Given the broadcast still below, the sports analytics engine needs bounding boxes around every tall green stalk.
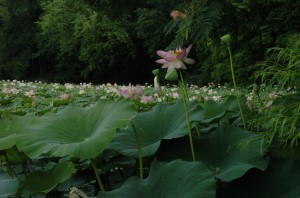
[3,151,15,178]
[132,121,143,179]
[179,71,196,161]
[91,160,105,192]
[227,45,247,130]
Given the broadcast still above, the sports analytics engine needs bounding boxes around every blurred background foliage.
[0,0,299,85]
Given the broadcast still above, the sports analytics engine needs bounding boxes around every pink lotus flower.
[155,44,195,69]
[140,95,153,104]
[119,86,144,100]
[170,10,186,19]
[60,93,71,100]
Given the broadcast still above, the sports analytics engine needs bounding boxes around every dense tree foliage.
[0,0,299,84]
[0,0,41,80]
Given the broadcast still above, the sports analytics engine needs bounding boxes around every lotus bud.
[220,34,231,44]
[170,10,186,20]
[152,69,160,76]
[154,76,161,95]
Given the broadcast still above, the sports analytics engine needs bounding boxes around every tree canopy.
[0,0,299,84]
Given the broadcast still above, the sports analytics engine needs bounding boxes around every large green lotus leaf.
[108,99,201,158]
[220,158,300,198]
[0,114,37,150]
[199,96,241,124]
[18,161,76,195]
[157,124,269,182]
[0,171,19,196]
[98,160,215,198]
[196,124,269,181]
[1,146,29,164]
[16,100,136,159]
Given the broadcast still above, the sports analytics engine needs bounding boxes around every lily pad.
[108,99,201,158]
[16,99,136,160]
[97,160,215,198]
[18,161,76,195]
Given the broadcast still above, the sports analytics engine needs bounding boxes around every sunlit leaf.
[16,99,136,160]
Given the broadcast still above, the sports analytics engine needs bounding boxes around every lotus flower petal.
[186,44,193,55]
[173,60,185,69]
[163,53,176,62]
[156,50,169,58]
[155,59,168,64]
[183,57,196,64]
[176,49,186,59]
[162,63,170,68]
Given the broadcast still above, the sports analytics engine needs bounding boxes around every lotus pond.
[1,80,300,197]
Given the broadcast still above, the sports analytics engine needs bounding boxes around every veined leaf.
[16,99,136,160]
[97,160,215,198]
[18,161,76,195]
[108,99,201,158]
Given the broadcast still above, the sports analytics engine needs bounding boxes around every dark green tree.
[0,0,41,80]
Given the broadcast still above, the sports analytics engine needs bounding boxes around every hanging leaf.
[108,99,201,158]
[18,161,76,195]
[97,160,215,198]
[16,99,136,160]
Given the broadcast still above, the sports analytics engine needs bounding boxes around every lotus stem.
[227,45,246,130]
[3,150,15,178]
[179,71,196,161]
[132,121,143,180]
[91,161,105,192]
